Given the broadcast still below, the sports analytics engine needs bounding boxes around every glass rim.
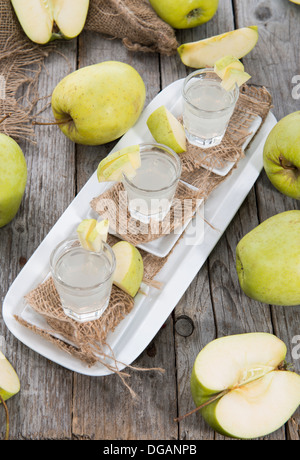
[122,142,182,193]
[49,236,116,291]
[182,67,239,114]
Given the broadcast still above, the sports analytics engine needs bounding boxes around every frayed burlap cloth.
[84,0,178,55]
[0,0,177,141]
[91,85,273,244]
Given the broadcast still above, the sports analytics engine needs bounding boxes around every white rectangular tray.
[2,78,277,376]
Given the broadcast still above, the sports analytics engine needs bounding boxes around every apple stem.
[0,113,11,125]
[0,394,9,440]
[174,390,229,423]
[32,118,73,126]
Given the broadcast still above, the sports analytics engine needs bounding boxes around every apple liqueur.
[50,238,115,322]
[182,68,239,148]
[122,144,182,224]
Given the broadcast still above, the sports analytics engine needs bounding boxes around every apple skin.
[51,61,146,146]
[0,351,20,402]
[149,0,219,29]
[0,133,27,228]
[263,111,300,200]
[236,210,300,306]
[112,241,144,297]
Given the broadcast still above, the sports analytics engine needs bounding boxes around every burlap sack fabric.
[0,0,178,141]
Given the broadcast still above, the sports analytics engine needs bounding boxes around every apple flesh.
[236,210,300,306]
[221,68,251,91]
[263,111,300,200]
[214,55,244,79]
[178,26,258,68]
[147,106,186,154]
[0,133,27,228]
[10,0,90,44]
[97,145,141,182]
[51,62,146,146]
[86,219,109,253]
[0,351,20,403]
[149,0,219,29]
[191,333,300,439]
[112,241,144,297]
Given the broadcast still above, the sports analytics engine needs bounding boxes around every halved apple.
[10,0,89,44]
[97,145,141,182]
[178,26,259,68]
[147,106,186,154]
[190,333,300,439]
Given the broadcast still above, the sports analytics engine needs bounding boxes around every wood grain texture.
[1,0,300,440]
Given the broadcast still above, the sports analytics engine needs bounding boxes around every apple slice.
[0,351,20,402]
[221,68,251,91]
[86,219,109,252]
[147,106,186,154]
[10,0,89,45]
[214,55,244,79]
[190,333,300,439]
[112,241,144,297]
[178,26,258,68]
[97,145,141,182]
[76,219,96,250]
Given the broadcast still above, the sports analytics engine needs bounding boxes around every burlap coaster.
[91,180,202,246]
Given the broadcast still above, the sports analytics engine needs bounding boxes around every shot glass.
[122,143,182,224]
[182,68,239,149]
[50,237,116,322]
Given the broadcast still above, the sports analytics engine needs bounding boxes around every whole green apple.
[149,0,219,29]
[263,111,300,200]
[190,333,300,439]
[236,210,300,306]
[0,133,27,228]
[51,61,146,146]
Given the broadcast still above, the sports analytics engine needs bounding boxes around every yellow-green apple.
[0,133,27,228]
[10,0,89,44]
[51,62,146,146]
[190,333,300,439]
[289,0,300,4]
[97,145,141,182]
[263,112,300,200]
[149,0,219,29]
[0,351,20,402]
[236,210,300,306]
[112,241,144,297]
[178,26,258,68]
[147,106,186,154]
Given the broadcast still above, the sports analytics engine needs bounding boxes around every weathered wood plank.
[234,0,300,440]
[0,40,78,439]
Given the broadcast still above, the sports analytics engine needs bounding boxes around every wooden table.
[1,0,300,441]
